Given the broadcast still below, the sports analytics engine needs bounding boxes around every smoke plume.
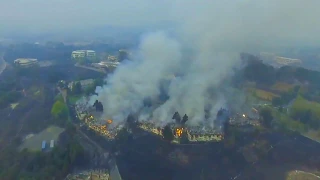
[89,0,317,127]
[91,29,240,127]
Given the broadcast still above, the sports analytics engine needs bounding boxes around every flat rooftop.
[14,58,38,64]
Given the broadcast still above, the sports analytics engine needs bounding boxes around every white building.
[92,61,120,69]
[86,50,96,58]
[71,50,86,59]
[71,50,96,59]
[14,58,38,67]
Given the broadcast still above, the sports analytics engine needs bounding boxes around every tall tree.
[181,114,189,124]
[162,125,174,142]
[51,101,69,122]
[72,82,82,95]
[172,112,181,124]
[259,107,273,128]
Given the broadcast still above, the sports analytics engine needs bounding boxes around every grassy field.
[266,106,307,133]
[19,126,65,152]
[291,95,320,118]
[304,130,320,143]
[271,82,294,92]
[286,170,320,180]
[247,88,279,101]
[251,163,320,180]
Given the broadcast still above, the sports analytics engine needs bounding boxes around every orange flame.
[107,119,113,124]
[176,128,184,137]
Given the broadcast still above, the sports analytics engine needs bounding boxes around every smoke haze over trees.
[84,0,320,127]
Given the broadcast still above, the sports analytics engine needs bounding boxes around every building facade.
[71,50,96,59]
[14,58,38,67]
[86,50,96,58]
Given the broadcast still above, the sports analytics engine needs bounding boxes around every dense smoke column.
[90,32,183,126]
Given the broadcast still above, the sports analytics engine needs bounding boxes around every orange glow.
[107,119,113,124]
[176,128,184,137]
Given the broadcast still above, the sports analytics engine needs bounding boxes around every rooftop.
[14,58,38,64]
[72,50,95,53]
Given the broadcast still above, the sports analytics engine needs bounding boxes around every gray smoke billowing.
[88,0,319,127]
[90,30,240,127]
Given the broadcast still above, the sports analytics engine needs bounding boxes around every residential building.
[14,58,38,67]
[92,61,120,69]
[86,50,96,58]
[71,50,86,59]
[71,50,96,59]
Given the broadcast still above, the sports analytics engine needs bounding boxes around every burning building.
[75,96,231,144]
[136,110,226,144]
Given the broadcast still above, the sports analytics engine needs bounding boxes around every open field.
[291,96,320,118]
[247,88,279,101]
[304,130,320,143]
[286,170,320,180]
[250,163,320,180]
[271,82,294,92]
[268,106,307,133]
[19,126,64,152]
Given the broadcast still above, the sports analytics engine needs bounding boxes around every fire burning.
[107,119,113,124]
[175,128,184,137]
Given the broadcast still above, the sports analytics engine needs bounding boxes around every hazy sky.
[1,0,320,45]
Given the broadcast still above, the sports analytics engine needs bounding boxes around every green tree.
[162,125,174,142]
[72,82,82,95]
[259,107,273,128]
[51,101,69,121]
[118,50,129,62]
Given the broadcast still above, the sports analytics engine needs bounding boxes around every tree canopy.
[51,100,69,125]
[162,125,174,142]
[259,107,273,128]
[71,82,82,95]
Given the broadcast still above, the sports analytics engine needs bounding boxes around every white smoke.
[89,0,317,127]
[90,29,241,127]
[92,32,184,126]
